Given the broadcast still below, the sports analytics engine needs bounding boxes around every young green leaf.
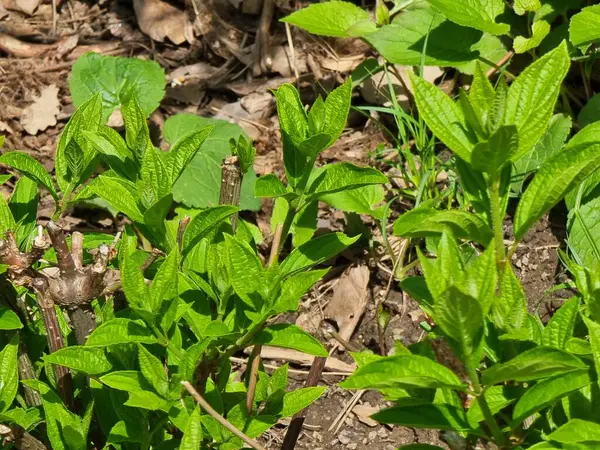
[292,201,318,247]
[255,174,289,198]
[541,297,580,349]
[281,1,370,37]
[273,269,328,313]
[0,307,22,330]
[181,205,239,255]
[409,72,474,161]
[393,208,493,244]
[569,5,600,48]
[583,317,600,377]
[278,386,326,417]
[306,162,387,198]
[470,125,519,173]
[320,185,384,220]
[70,53,165,121]
[223,234,263,298]
[323,78,352,147]
[0,334,18,412]
[435,286,484,359]
[181,405,203,449]
[0,152,58,201]
[121,250,151,310]
[137,344,168,397]
[340,354,465,391]
[512,369,591,421]
[274,83,308,187]
[252,324,328,356]
[467,386,518,427]
[83,127,137,180]
[428,0,509,35]
[150,248,179,313]
[547,419,600,443]
[87,175,144,222]
[502,42,570,161]
[86,319,158,346]
[515,122,600,239]
[481,346,586,385]
[44,347,112,374]
[373,404,473,431]
[280,232,360,276]
[469,62,495,126]
[0,407,43,430]
[167,126,214,185]
[493,265,528,330]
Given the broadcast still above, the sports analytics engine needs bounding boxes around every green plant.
[341,43,600,449]
[0,58,388,449]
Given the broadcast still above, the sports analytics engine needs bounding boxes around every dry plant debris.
[20,85,60,135]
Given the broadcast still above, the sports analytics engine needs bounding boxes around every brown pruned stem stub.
[46,221,76,275]
[0,424,48,450]
[219,155,242,231]
[281,355,328,450]
[32,277,73,409]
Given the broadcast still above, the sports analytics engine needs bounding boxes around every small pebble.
[377,427,388,438]
[368,431,378,442]
[338,430,352,445]
[347,444,358,450]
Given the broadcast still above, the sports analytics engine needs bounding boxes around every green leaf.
[166,114,260,211]
[578,93,600,128]
[547,419,600,443]
[393,208,493,244]
[0,152,58,200]
[281,1,370,37]
[320,185,384,219]
[514,0,541,15]
[409,71,474,161]
[435,286,484,359]
[223,234,263,297]
[87,175,144,222]
[0,334,18,412]
[0,407,43,430]
[273,84,308,188]
[567,197,600,267]
[398,446,445,450]
[167,126,214,185]
[467,386,518,427]
[541,297,580,349]
[280,232,360,276]
[86,319,158,346]
[274,269,328,313]
[137,344,168,397]
[278,386,326,417]
[69,53,165,121]
[515,122,600,239]
[364,6,482,68]
[150,248,179,313]
[298,134,331,158]
[373,404,473,431]
[99,371,168,411]
[583,317,600,377]
[181,405,202,449]
[44,347,112,374]
[512,114,572,193]
[0,307,22,330]
[569,5,600,48]
[306,162,387,198]
[253,324,328,357]
[428,0,509,35]
[255,174,288,198]
[142,193,172,249]
[323,78,352,147]
[502,42,570,162]
[471,125,519,173]
[122,250,150,310]
[83,127,137,180]
[292,201,318,247]
[512,369,591,421]
[514,19,551,54]
[181,205,239,255]
[122,94,152,159]
[340,354,465,391]
[481,346,586,385]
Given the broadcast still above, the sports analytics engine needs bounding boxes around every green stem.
[467,367,507,448]
[489,176,506,271]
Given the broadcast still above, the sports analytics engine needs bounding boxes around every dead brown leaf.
[21,85,60,135]
[3,0,39,15]
[352,403,380,427]
[133,0,193,45]
[323,265,370,351]
[247,346,356,373]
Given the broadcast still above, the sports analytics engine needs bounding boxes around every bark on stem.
[32,278,73,409]
[219,155,242,231]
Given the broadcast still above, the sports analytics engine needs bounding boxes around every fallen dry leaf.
[3,0,39,15]
[0,32,53,58]
[133,0,193,45]
[321,54,364,73]
[324,265,370,351]
[246,346,356,373]
[270,45,307,77]
[0,120,13,134]
[352,403,380,427]
[21,85,60,135]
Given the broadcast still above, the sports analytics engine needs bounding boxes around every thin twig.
[281,355,328,450]
[245,345,262,413]
[284,23,299,80]
[177,217,191,253]
[71,232,83,270]
[219,156,242,231]
[486,50,514,78]
[268,223,283,267]
[181,381,267,450]
[329,390,365,434]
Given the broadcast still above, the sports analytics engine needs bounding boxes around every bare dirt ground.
[0,1,571,449]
